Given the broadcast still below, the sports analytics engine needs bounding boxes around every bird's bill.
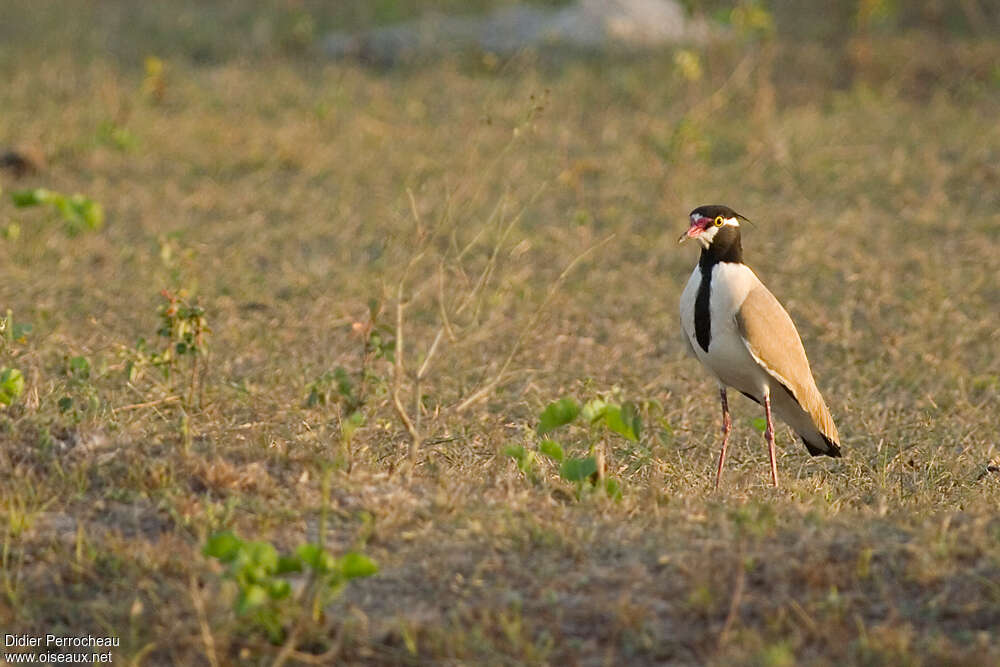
[678,214,715,244]
[677,223,704,244]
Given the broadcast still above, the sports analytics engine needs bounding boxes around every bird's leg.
[763,391,778,487]
[715,387,732,490]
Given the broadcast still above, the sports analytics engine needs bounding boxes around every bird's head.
[678,204,748,253]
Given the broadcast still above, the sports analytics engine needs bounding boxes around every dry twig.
[189,575,220,667]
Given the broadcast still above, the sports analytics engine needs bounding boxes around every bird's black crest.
[690,204,750,223]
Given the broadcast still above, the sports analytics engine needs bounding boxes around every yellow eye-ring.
[714,216,724,227]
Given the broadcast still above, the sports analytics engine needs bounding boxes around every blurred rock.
[324,0,715,64]
[0,146,45,178]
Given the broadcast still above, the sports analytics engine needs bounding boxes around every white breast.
[679,262,773,399]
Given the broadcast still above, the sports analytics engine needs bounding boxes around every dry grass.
[1,1,999,665]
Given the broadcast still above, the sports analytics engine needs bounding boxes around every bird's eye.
[714,216,724,227]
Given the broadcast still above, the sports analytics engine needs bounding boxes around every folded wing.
[735,283,841,455]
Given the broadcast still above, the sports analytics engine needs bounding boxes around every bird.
[678,204,841,488]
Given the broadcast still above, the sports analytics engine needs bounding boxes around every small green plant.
[534,436,623,501]
[1,221,19,241]
[309,301,394,414]
[66,355,90,380]
[503,444,538,480]
[306,367,357,409]
[306,300,397,466]
[96,120,137,151]
[57,355,101,421]
[203,531,377,644]
[359,299,395,364]
[578,398,642,443]
[1,310,31,348]
[10,188,104,236]
[306,367,367,464]
[127,289,210,408]
[507,396,641,500]
[0,311,27,409]
[537,397,580,435]
[156,290,209,362]
[0,368,24,407]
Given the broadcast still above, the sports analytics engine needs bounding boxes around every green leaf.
[203,531,242,562]
[537,397,580,434]
[538,439,564,462]
[559,456,598,482]
[297,543,336,573]
[333,366,354,398]
[243,541,279,573]
[0,368,25,406]
[658,418,674,444]
[622,402,641,441]
[601,404,624,434]
[96,120,137,151]
[2,222,19,241]
[341,552,378,579]
[266,578,292,600]
[256,609,286,644]
[10,189,103,234]
[604,478,623,501]
[368,329,395,362]
[604,401,641,442]
[68,355,90,378]
[68,194,104,230]
[503,444,526,462]
[236,584,269,614]
[596,404,639,442]
[296,543,322,569]
[306,387,322,407]
[58,396,73,412]
[751,417,767,433]
[342,410,365,441]
[10,188,53,207]
[275,555,303,575]
[581,398,609,424]
[503,444,535,474]
[243,564,272,584]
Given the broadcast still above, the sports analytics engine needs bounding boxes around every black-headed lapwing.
[678,205,841,488]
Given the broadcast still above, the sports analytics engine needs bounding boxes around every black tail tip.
[802,434,842,458]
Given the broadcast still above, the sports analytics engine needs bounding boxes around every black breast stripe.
[694,263,712,352]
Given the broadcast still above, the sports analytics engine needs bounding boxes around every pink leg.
[715,388,732,490]
[763,393,778,487]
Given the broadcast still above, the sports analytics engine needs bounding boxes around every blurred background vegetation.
[1,0,998,64]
